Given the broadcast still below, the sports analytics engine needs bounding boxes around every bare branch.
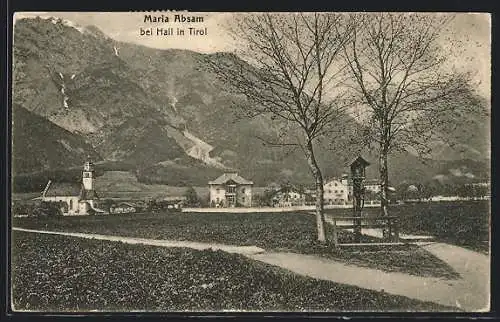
[204,13,356,242]
[340,12,480,218]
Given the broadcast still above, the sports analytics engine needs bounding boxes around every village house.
[364,179,382,193]
[321,174,393,204]
[110,202,137,214]
[465,181,491,188]
[162,196,186,209]
[41,158,104,215]
[271,186,307,207]
[209,172,253,207]
[323,175,350,205]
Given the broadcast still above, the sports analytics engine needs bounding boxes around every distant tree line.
[396,182,490,200]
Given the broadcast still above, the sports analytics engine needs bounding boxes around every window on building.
[335,190,338,193]
[227,186,236,193]
[242,197,245,203]
[334,183,337,186]
[328,190,332,194]
[242,188,246,193]
[216,188,220,194]
[69,199,73,210]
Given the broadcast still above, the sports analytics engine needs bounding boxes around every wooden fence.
[331,216,400,247]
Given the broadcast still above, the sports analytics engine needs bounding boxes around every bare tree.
[340,13,480,232]
[206,13,354,242]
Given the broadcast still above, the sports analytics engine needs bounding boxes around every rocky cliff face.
[13,17,222,171]
[12,16,490,189]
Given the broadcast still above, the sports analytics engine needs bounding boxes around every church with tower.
[41,157,102,215]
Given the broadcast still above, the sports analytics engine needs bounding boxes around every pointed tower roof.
[347,155,370,167]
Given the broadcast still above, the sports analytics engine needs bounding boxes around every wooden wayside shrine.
[335,155,403,247]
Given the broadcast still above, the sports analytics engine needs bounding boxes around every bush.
[253,191,274,207]
[200,194,210,208]
[11,201,38,217]
[146,199,181,212]
[35,201,66,217]
[184,186,201,207]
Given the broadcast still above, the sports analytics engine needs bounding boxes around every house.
[323,176,350,205]
[364,179,382,193]
[322,174,393,204]
[465,182,490,188]
[41,158,105,215]
[162,196,186,209]
[271,186,307,207]
[209,172,253,207]
[110,202,137,214]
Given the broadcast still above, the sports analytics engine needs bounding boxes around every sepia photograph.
[10,11,491,312]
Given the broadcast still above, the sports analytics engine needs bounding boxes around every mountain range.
[11,16,491,192]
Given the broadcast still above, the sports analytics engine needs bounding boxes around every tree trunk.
[305,139,326,243]
[379,143,390,239]
[379,152,389,216]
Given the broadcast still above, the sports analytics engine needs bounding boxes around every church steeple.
[82,156,94,191]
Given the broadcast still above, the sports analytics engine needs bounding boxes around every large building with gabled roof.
[208,172,253,207]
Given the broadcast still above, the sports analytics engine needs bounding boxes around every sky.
[13,11,491,98]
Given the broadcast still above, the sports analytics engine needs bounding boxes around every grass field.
[325,200,490,253]
[11,231,457,312]
[13,211,460,279]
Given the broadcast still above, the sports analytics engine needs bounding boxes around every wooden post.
[387,217,393,242]
[332,217,338,247]
[394,218,400,242]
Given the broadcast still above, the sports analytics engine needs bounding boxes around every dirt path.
[420,242,490,311]
[13,227,489,311]
[248,248,489,312]
[12,227,265,255]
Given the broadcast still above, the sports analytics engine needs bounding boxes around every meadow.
[325,200,490,253]
[11,231,457,312]
[13,207,467,279]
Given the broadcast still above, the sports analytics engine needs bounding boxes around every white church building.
[41,158,104,216]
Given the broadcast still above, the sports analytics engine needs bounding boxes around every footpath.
[13,227,489,311]
[12,227,264,256]
[249,245,489,311]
